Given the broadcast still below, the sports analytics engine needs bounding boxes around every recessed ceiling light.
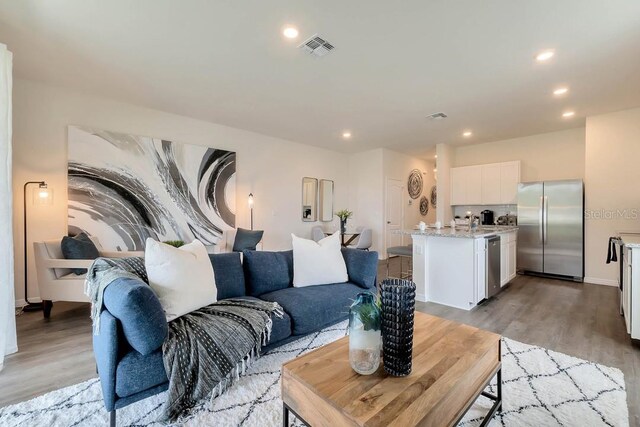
[433,168,437,173]
[535,50,555,62]
[562,111,575,118]
[553,87,569,96]
[434,154,438,159]
[283,27,299,39]
[342,131,352,139]
[463,131,472,137]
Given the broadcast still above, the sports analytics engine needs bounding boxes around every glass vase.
[348,292,381,375]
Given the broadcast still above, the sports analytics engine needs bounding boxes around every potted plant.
[335,209,353,234]
[162,240,185,248]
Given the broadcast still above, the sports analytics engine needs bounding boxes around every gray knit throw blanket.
[84,256,148,335]
[161,299,283,422]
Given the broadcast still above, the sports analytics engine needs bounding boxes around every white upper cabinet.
[450,167,466,206]
[481,164,502,205]
[450,161,521,205]
[451,165,483,205]
[500,162,520,204]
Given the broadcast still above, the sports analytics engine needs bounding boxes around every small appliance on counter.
[480,210,494,225]
[497,214,517,226]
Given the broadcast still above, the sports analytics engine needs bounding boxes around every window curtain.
[0,43,16,372]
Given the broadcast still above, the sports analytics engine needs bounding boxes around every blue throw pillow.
[341,248,378,289]
[232,228,264,252]
[61,232,100,275]
[103,277,168,355]
[243,250,293,296]
[208,252,246,299]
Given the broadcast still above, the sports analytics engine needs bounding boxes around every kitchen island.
[399,226,518,310]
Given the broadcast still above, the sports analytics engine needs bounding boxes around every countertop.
[619,233,640,248]
[397,226,519,239]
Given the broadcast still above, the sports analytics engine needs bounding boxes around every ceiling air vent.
[298,34,335,58]
[426,112,448,120]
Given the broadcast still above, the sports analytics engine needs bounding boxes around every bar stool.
[386,244,413,280]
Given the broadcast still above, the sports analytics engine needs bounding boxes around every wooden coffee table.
[281,312,502,427]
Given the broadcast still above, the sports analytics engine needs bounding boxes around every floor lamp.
[23,181,50,312]
[248,193,254,230]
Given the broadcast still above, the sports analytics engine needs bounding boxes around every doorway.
[385,178,404,254]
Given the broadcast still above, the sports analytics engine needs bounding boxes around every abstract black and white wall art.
[67,126,236,251]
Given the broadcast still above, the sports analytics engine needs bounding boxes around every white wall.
[346,148,434,258]
[347,149,384,255]
[12,79,349,304]
[382,148,436,242]
[454,127,586,182]
[436,143,454,224]
[585,107,640,285]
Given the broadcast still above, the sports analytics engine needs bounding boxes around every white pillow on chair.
[145,239,217,321]
[291,232,348,287]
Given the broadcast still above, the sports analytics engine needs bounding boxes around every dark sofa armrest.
[93,310,119,412]
[341,248,379,289]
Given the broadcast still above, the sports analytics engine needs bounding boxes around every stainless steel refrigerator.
[517,179,584,281]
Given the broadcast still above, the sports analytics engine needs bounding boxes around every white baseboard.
[14,297,42,308]
[584,277,619,287]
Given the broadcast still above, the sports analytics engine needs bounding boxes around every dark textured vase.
[340,219,347,234]
[380,278,416,376]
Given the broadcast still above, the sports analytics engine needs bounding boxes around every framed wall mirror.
[319,179,334,222]
[302,177,318,222]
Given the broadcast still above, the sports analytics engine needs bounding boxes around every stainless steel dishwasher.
[486,235,501,298]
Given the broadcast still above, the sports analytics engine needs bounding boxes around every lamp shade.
[33,183,52,206]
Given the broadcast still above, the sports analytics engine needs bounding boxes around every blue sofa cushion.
[103,277,168,355]
[243,250,293,297]
[259,283,363,335]
[341,248,379,289]
[239,296,292,343]
[209,252,246,299]
[115,348,167,398]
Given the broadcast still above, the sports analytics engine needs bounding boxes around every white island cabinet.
[500,230,518,287]
[619,235,640,339]
[408,227,518,310]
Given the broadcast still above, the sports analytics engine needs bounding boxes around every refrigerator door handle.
[539,196,544,243]
[543,196,549,244]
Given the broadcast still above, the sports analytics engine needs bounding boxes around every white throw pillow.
[291,232,348,287]
[144,239,217,321]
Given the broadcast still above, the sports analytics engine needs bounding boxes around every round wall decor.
[407,169,423,199]
[430,185,437,208]
[419,196,429,216]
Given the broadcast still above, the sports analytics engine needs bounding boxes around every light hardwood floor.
[1,259,639,425]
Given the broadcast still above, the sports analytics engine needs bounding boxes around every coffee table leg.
[497,365,502,412]
[479,367,502,427]
[283,403,289,427]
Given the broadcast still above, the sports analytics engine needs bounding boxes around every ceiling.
[1,1,640,158]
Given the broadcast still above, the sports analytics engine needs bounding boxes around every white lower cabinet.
[500,231,518,287]
[623,245,640,340]
[475,238,487,303]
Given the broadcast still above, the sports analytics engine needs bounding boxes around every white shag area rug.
[0,321,629,427]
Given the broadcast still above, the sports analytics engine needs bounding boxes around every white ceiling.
[1,1,640,158]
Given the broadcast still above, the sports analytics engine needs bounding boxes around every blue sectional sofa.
[93,247,378,426]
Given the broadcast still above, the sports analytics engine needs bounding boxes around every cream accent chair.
[33,237,143,318]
